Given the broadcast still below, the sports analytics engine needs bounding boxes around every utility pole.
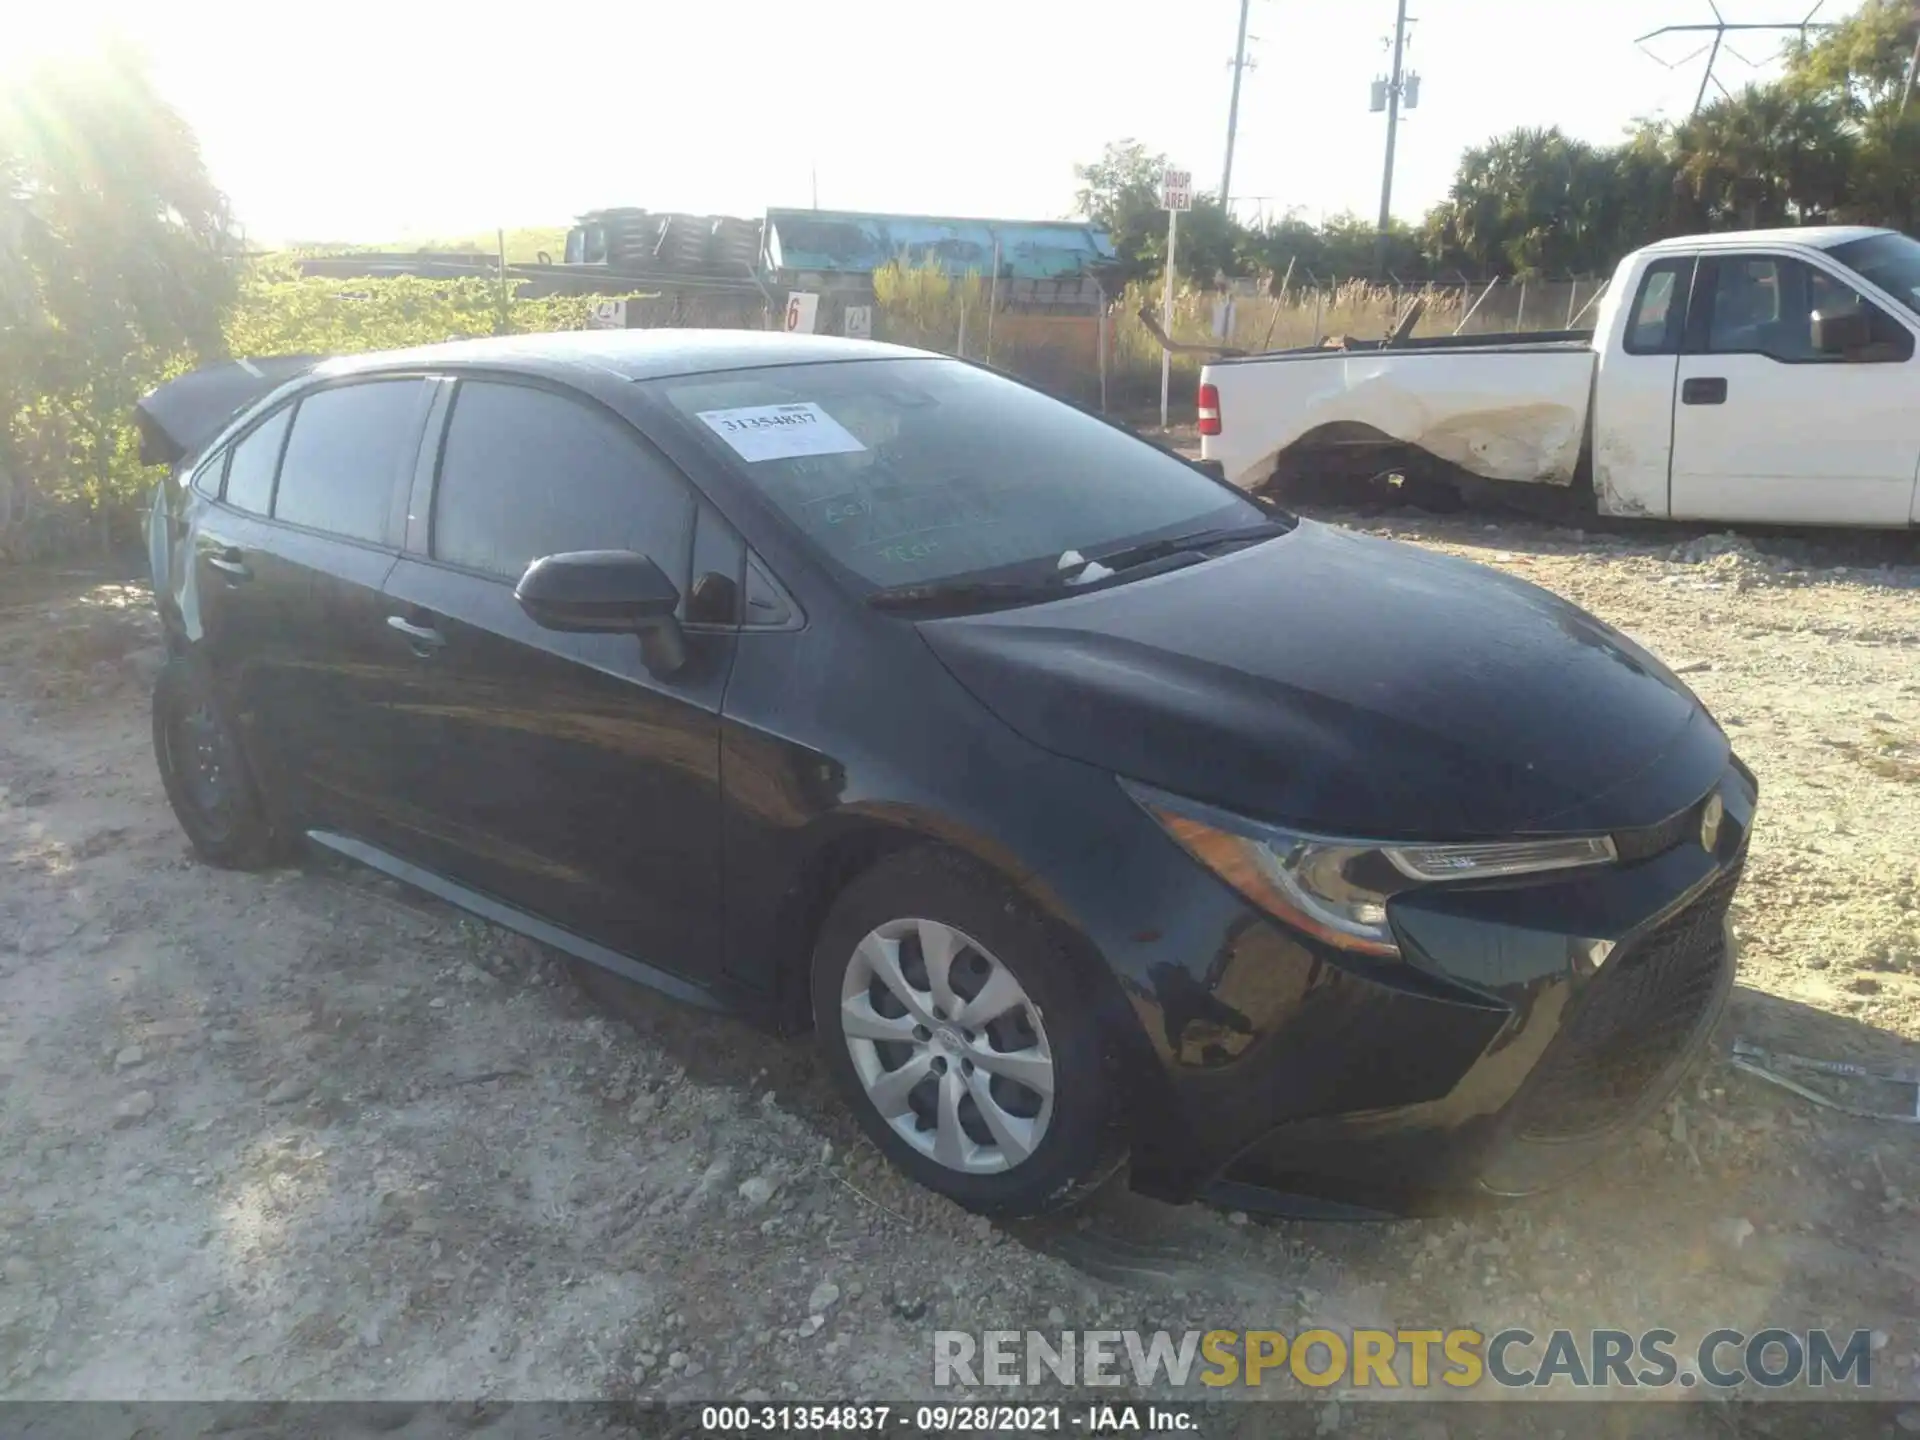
[1220,0,1254,213]
[1374,0,1410,277]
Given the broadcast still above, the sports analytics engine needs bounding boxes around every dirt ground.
[2,503,1918,1432]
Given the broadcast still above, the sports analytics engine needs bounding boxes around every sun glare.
[0,4,132,84]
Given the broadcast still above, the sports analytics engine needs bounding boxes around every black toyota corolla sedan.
[137,331,1754,1218]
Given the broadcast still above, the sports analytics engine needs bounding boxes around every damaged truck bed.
[1199,225,1920,529]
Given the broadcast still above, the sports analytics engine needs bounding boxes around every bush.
[3,265,635,561]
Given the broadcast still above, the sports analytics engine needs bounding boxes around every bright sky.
[18,0,1811,244]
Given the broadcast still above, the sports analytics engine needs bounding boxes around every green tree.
[1783,0,1920,229]
[1672,84,1855,228]
[1425,126,1632,277]
[0,40,241,554]
[1784,0,1917,114]
[1072,139,1246,287]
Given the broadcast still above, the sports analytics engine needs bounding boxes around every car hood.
[917,521,1728,838]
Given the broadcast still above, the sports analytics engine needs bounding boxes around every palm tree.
[1672,84,1855,229]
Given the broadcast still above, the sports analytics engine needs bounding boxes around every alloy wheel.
[839,917,1055,1174]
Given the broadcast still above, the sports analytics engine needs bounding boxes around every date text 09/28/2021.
[699,1406,1188,1434]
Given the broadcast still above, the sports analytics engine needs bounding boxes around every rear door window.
[273,380,428,544]
[430,380,695,586]
[223,407,293,515]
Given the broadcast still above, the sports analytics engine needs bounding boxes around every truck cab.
[1201,226,1920,529]
[1592,227,1920,525]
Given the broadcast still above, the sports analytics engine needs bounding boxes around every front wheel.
[811,849,1126,1216]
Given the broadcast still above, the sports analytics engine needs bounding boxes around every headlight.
[1122,780,1617,957]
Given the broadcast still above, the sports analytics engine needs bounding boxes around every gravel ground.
[1,506,1917,1433]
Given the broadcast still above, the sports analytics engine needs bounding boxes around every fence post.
[1514,281,1527,333]
[1565,280,1580,328]
[1096,284,1108,413]
[1312,289,1324,345]
[986,238,1001,362]
[957,299,967,360]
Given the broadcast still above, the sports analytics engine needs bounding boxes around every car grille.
[1509,861,1742,1143]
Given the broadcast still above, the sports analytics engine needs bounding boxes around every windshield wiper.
[1088,520,1291,575]
[866,578,1073,615]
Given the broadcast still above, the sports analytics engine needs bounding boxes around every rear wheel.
[152,654,282,869]
[811,848,1125,1216]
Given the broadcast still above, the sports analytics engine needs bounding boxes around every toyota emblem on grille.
[1700,792,1725,853]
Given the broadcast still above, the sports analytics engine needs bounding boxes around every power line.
[1634,1,1832,114]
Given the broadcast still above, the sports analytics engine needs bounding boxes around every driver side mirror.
[515,549,686,675]
[1812,305,1871,356]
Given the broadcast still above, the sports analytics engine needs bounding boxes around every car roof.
[1639,226,1894,256]
[312,328,933,383]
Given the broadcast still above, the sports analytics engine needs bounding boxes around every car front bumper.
[1120,761,1757,1215]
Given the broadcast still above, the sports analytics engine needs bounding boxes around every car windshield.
[1828,231,1920,320]
[646,357,1262,591]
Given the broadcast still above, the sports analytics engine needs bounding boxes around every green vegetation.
[0,40,240,558]
[282,227,571,264]
[1081,0,1920,284]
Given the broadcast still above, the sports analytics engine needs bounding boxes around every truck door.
[1591,256,1693,516]
[1668,252,1920,526]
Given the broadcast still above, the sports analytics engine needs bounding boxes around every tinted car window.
[1703,256,1910,363]
[273,380,426,543]
[432,380,695,584]
[1828,231,1920,321]
[649,358,1261,589]
[189,448,226,500]
[223,407,293,514]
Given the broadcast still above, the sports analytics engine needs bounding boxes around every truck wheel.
[811,848,1127,1217]
[152,654,283,870]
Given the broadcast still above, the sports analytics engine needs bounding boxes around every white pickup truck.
[1199,226,1920,527]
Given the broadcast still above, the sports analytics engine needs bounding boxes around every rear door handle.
[1681,376,1728,405]
[387,614,447,654]
[206,546,250,580]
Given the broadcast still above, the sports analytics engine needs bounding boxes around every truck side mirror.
[1812,306,1871,356]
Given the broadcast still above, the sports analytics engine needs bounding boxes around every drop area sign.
[1160,169,1193,212]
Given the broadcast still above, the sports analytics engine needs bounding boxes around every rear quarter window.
[1624,259,1691,355]
[222,407,294,514]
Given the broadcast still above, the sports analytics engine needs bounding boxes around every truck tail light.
[1197,382,1222,437]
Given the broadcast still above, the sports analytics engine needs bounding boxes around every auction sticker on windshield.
[698,403,867,463]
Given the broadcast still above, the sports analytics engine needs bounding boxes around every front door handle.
[386,614,446,654]
[206,546,250,580]
[1681,376,1728,405]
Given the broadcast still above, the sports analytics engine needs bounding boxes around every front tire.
[811,848,1125,1216]
[152,654,282,870]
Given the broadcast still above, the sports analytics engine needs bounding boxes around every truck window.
[1624,259,1691,355]
[1827,231,1920,321]
[1700,255,1911,364]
